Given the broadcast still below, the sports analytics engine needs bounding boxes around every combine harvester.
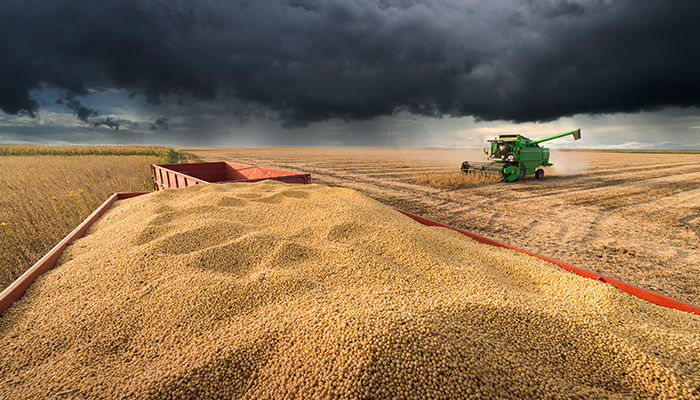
[461,128,581,182]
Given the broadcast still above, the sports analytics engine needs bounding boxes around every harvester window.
[493,142,512,158]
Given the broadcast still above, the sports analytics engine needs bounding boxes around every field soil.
[182,147,700,306]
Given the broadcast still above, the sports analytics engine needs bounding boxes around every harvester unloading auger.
[461,129,581,182]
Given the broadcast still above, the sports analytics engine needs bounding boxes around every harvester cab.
[461,129,581,182]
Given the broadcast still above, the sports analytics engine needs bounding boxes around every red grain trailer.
[151,162,311,190]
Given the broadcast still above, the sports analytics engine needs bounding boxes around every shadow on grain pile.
[1,180,698,399]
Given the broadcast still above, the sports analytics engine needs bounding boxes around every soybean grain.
[1,181,698,399]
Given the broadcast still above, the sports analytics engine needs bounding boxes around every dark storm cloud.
[1,0,699,127]
[56,93,98,122]
[150,117,169,131]
[90,117,138,131]
[53,92,140,129]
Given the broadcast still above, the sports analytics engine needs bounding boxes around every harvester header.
[461,129,582,182]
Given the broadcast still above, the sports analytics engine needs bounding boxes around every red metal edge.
[393,208,700,316]
[151,162,311,190]
[151,164,209,189]
[0,192,148,315]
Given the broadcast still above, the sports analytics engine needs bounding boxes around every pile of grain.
[1,181,698,399]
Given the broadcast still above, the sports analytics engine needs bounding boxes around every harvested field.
[182,147,700,305]
[0,155,160,290]
[1,181,698,399]
[411,171,501,189]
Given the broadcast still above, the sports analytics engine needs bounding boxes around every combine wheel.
[502,165,521,182]
[518,164,526,181]
[535,169,544,179]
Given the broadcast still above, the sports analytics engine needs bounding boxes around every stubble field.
[183,147,700,306]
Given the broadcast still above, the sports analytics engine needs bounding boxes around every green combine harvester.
[461,129,581,182]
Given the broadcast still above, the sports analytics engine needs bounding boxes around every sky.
[1,0,699,148]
